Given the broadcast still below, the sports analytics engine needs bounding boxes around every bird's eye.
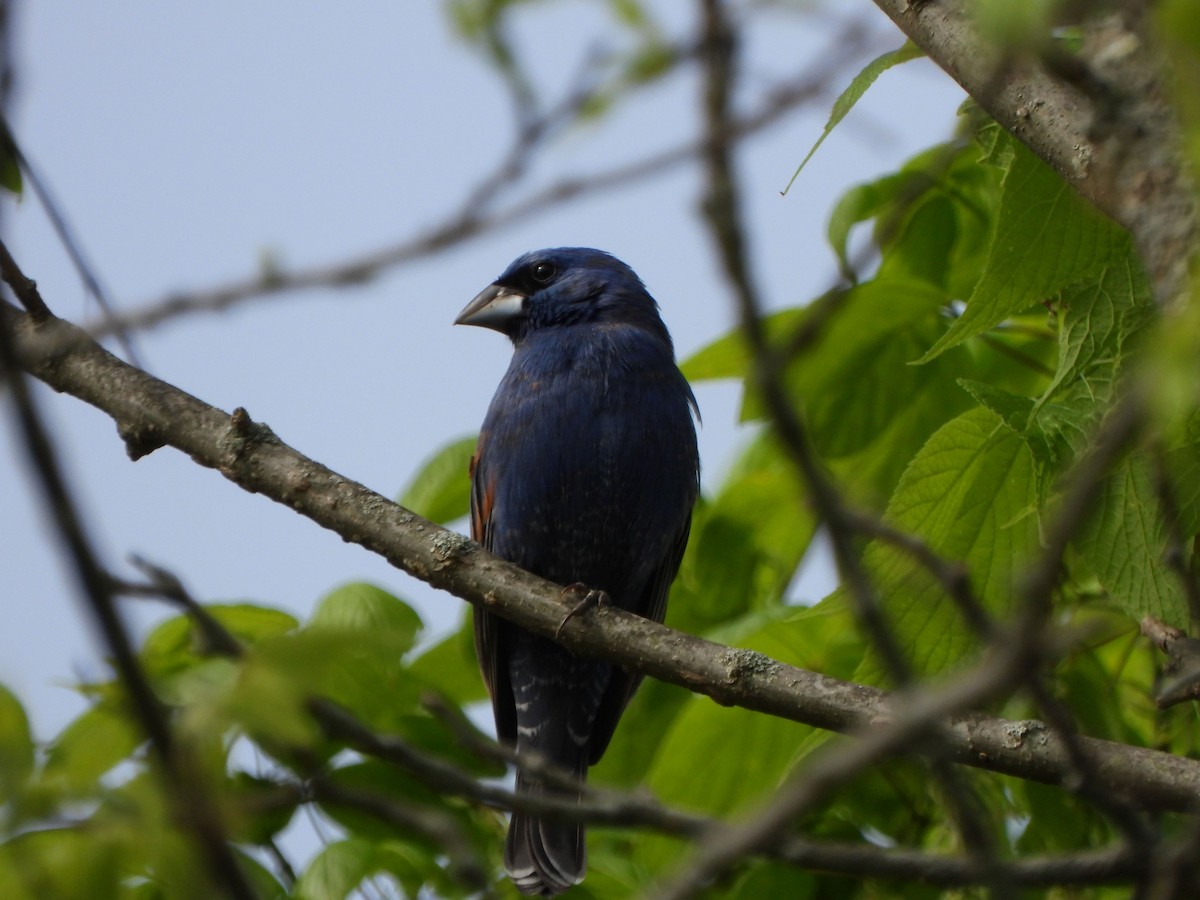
[531,262,556,284]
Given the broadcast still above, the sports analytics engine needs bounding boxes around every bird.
[455,248,699,895]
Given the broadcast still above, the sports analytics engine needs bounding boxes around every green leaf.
[623,40,674,84]
[665,432,815,635]
[296,836,463,900]
[226,773,299,845]
[320,758,496,853]
[0,684,33,801]
[374,840,470,899]
[678,306,805,383]
[393,713,506,778]
[591,676,692,789]
[826,352,978,511]
[783,42,924,194]
[397,435,476,524]
[227,645,323,749]
[958,379,1036,437]
[630,600,860,870]
[599,431,822,786]
[609,0,650,28]
[787,282,951,457]
[856,407,1040,680]
[295,838,376,900]
[231,626,425,748]
[206,603,299,641]
[830,133,1002,295]
[673,502,781,629]
[408,613,487,706]
[919,136,1132,363]
[42,704,143,796]
[701,431,812,594]
[1016,780,1107,854]
[875,194,959,289]
[1027,261,1153,467]
[974,115,1015,168]
[0,827,122,900]
[319,762,447,845]
[156,656,239,711]
[233,584,424,738]
[310,582,423,653]
[1164,423,1200,537]
[141,603,297,679]
[635,702,810,869]
[231,848,289,900]
[1075,454,1190,627]
[826,171,915,278]
[728,861,817,900]
[739,280,953,460]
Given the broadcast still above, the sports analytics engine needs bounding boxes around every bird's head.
[455,248,671,347]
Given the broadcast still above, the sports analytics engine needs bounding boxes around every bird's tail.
[505,768,585,896]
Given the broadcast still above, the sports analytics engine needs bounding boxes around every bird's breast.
[480,327,696,594]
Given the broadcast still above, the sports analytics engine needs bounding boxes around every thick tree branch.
[870,0,1194,306]
[6,293,1200,817]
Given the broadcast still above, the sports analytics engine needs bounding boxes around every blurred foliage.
[6,1,1200,898]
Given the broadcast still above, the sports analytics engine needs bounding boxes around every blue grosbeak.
[456,248,699,895]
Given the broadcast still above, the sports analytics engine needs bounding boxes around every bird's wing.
[469,434,517,744]
[586,510,693,765]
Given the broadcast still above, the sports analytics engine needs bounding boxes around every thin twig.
[75,25,874,343]
[0,236,50,320]
[263,838,297,890]
[1,122,142,363]
[119,554,244,658]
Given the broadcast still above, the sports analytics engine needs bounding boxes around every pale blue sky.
[0,3,963,748]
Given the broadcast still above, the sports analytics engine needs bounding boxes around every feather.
[458,248,699,895]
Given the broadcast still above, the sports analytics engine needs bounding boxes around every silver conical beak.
[454,284,527,330]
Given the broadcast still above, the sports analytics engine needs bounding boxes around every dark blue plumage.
[456,249,699,896]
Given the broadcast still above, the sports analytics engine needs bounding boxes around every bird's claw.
[554,583,610,639]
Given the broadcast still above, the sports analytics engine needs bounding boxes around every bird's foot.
[554,583,610,639]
